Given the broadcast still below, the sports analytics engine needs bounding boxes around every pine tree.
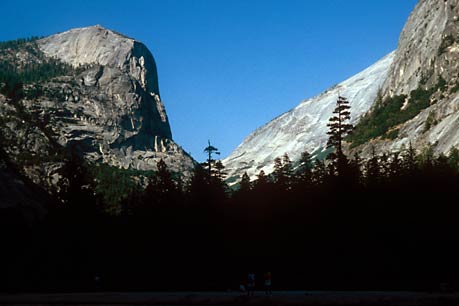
[156,159,176,193]
[349,152,363,186]
[326,96,353,154]
[402,142,417,176]
[312,159,327,185]
[143,159,178,208]
[326,96,353,176]
[203,140,220,183]
[187,164,209,206]
[254,170,269,189]
[282,153,293,190]
[214,160,227,182]
[365,146,381,187]
[239,172,252,193]
[273,153,293,191]
[201,141,228,200]
[295,151,313,187]
[418,144,435,172]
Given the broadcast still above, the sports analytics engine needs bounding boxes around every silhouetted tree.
[326,96,353,177]
[401,142,417,176]
[214,160,227,182]
[312,159,327,185]
[188,164,208,198]
[349,152,363,186]
[144,159,178,208]
[282,153,293,189]
[273,153,293,191]
[239,172,252,193]
[295,151,313,188]
[253,169,269,191]
[418,144,435,172]
[365,146,381,187]
[203,140,220,182]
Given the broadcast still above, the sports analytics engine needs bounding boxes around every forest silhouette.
[2,96,459,292]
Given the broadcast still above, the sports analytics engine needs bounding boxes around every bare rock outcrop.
[0,25,195,200]
[352,0,459,157]
[36,25,194,174]
[382,0,459,97]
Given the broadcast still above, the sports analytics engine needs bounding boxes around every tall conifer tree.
[326,96,353,176]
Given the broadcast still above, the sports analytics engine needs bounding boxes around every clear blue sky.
[0,0,418,162]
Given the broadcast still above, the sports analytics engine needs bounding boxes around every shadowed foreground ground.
[1,291,459,305]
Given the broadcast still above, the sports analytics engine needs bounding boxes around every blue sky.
[0,0,418,161]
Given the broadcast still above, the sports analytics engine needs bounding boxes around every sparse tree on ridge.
[201,140,228,199]
[203,140,221,183]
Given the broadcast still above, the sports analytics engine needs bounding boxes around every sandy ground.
[0,291,459,305]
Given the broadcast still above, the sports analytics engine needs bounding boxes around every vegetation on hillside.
[348,78,447,147]
[0,37,76,99]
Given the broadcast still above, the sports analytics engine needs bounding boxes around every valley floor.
[1,291,458,305]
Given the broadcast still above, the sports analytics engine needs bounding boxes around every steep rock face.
[352,0,459,157]
[382,0,459,97]
[0,25,195,197]
[37,26,194,174]
[37,25,173,153]
[223,52,395,182]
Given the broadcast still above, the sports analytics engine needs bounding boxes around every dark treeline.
[2,94,459,293]
[2,140,459,293]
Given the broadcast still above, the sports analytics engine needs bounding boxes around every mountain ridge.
[224,0,459,183]
[223,52,395,182]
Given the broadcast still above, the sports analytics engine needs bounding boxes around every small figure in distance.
[239,279,246,294]
[264,272,272,296]
[247,272,256,297]
[94,274,101,291]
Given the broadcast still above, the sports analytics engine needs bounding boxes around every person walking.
[264,272,272,296]
[247,272,256,296]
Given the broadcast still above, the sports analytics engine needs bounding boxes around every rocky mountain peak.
[36,25,175,151]
[0,26,195,200]
[38,25,161,97]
